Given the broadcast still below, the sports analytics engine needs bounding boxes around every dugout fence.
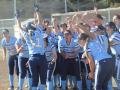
[51,7,120,24]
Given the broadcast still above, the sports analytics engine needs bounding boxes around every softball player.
[16,11,47,90]
[51,22,68,88]
[112,14,120,32]
[1,29,19,90]
[58,30,81,90]
[43,34,57,90]
[15,34,32,90]
[78,33,115,90]
[106,22,120,89]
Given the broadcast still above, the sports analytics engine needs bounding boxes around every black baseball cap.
[60,23,67,28]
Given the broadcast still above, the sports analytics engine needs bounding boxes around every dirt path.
[0,59,28,90]
[0,59,9,90]
[0,54,118,90]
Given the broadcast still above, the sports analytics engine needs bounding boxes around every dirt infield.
[0,53,9,89]
[0,59,29,90]
[0,59,17,90]
[0,54,118,90]
[0,55,31,90]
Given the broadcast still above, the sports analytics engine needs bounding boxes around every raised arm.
[15,10,25,31]
[33,5,44,26]
[77,23,96,39]
[52,16,59,34]
[94,6,98,15]
[16,18,23,30]
[72,12,81,25]
[35,12,44,26]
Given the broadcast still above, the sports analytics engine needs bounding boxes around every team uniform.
[85,40,115,90]
[20,25,47,90]
[15,37,32,90]
[95,35,109,51]
[116,24,120,32]
[1,36,19,89]
[44,43,57,90]
[47,32,55,45]
[109,32,120,89]
[85,27,109,90]
[91,25,115,90]
[51,31,65,88]
[95,34,114,90]
[58,37,81,90]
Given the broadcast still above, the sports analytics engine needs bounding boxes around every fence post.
[107,8,111,22]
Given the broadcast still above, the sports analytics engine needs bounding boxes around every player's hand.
[34,4,39,12]
[89,72,94,80]
[51,59,56,63]
[26,61,29,67]
[15,10,20,19]
[64,54,69,59]
[19,45,23,52]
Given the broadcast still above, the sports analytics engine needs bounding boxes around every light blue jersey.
[50,31,64,52]
[52,34,59,48]
[109,32,120,55]
[58,31,78,40]
[15,38,29,58]
[45,44,56,62]
[47,32,55,45]
[72,32,79,40]
[58,38,80,58]
[95,35,109,52]
[21,25,45,55]
[1,36,17,56]
[86,40,111,63]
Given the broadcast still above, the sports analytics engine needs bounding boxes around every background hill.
[0,0,120,19]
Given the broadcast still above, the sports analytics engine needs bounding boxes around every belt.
[95,58,112,64]
[65,57,78,61]
[30,53,44,57]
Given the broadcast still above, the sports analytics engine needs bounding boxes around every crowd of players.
[1,6,120,90]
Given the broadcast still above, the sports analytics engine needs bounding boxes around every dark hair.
[44,19,50,25]
[78,33,89,40]
[60,23,67,28]
[64,30,72,36]
[114,14,120,19]
[79,22,91,29]
[96,14,103,20]
[44,37,49,46]
[26,22,36,31]
[106,22,118,31]
[97,25,106,31]
[2,29,9,34]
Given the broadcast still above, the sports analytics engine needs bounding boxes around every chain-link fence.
[51,7,120,24]
[0,19,15,40]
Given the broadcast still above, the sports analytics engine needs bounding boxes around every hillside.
[0,0,120,19]
[0,0,65,19]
